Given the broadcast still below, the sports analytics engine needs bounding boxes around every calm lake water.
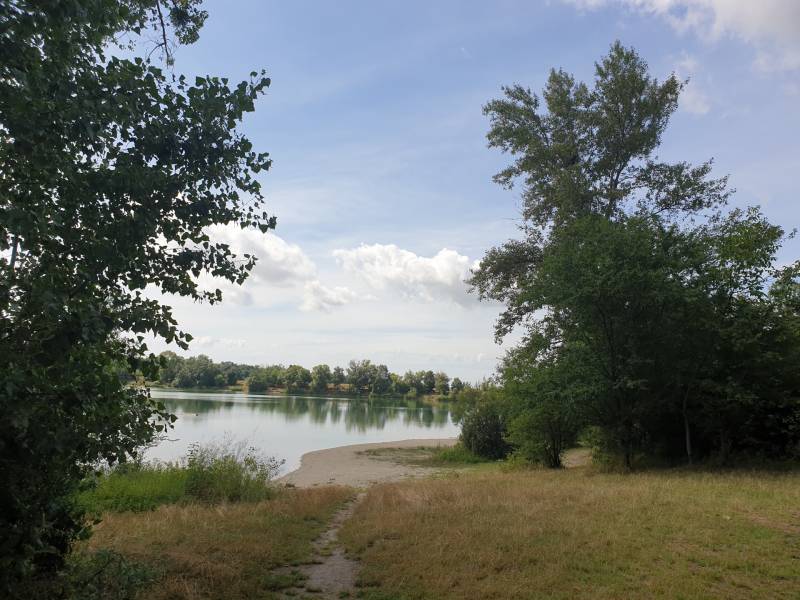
[146,388,460,474]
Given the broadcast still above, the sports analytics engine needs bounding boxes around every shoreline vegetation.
[149,352,474,401]
[58,439,800,599]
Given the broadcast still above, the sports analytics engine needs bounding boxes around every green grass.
[340,465,800,599]
[424,444,487,465]
[78,464,189,513]
[78,440,282,513]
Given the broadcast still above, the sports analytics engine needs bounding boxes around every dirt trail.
[272,493,365,599]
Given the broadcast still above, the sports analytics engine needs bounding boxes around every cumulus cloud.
[333,244,478,305]
[191,224,358,312]
[205,224,316,286]
[300,280,358,312]
[565,0,800,71]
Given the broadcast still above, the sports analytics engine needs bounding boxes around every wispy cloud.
[565,0,800,72]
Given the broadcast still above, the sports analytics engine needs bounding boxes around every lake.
[146,388,460,474]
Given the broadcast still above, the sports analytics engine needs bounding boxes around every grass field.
[78,486,353,599]
[339,466,800,599]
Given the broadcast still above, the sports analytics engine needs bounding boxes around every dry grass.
[80,486,352,599]
[340,467,800,599]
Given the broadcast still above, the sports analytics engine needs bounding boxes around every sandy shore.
[278,438,458,488]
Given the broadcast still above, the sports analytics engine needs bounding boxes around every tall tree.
[0,0,272,587]
[471,42,799,467]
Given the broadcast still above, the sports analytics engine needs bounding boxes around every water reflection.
[160,393,452,432]
[147,388,459,473]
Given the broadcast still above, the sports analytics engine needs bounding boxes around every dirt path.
[270,493,365,599]
[278,438,458,488]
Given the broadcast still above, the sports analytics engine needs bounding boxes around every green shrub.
[459,403,510,460]
[184,440,284,503]
[430,444,486,464]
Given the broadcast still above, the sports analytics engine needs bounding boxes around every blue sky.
[151,0,800,381]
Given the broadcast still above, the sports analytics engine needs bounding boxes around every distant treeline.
[155,352,468,398]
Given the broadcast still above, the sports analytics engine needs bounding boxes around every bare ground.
[277,438,458,488]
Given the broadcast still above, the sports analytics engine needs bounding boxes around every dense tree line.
[465,43,800,469]
[157,352,465,398]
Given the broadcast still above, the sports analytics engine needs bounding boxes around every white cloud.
[565,0,800,71]
[674,53,711,114]
[333,244,477,305]
[300,280,358,312]
[192,336,247,349]
[206,224,316,286]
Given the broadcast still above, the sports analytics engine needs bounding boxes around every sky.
[148,0,800,381]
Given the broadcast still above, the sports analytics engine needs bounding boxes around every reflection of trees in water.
[161,394,452,432]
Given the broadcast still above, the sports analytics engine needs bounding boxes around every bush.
[459,403,510,460]
[185,440,284,503]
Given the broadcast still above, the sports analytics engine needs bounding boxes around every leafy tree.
[422,370,436,394]
[471,42,799,467]
[503,348,589,468]
[311,364,332,394]
[0,0,272,587]
[346,359,375,395]
[332,366,346,388]
[450,377,465,394]
[433,372,450,396]
[371,364,391,395]
[460,399,509,460]
[246,368,270,394]
[390,373,410,395]
[158,351,184,385]
[283,365,312,393]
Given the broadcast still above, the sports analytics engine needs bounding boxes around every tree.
[346,359,375,395]
[422,370,436,394]
[502,348,590,468]
[470,42,799,468]
[284,365,312,393]
[451,377,465,394]
[246,369,271,394]
[434,372,450,396]
[371,364,391,395]
[332,366,346,389]
[0,1,272,587]
[311,364,332,394]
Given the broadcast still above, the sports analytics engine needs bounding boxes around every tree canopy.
[471,42,800,468]
[0,0,272,589]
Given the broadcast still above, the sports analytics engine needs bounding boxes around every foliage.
[310,363,331,394]
[470,42,800,468]
[184,440,283,504]
[78,463,188,514]
[459,401,510,460]
[0,1,273,588]
[428,444,487,465]
[502,349,588,468]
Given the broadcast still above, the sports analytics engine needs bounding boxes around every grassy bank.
[79,486,352,599]
[340,466,800,599]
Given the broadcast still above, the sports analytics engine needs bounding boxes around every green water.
[147,388,459,474]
